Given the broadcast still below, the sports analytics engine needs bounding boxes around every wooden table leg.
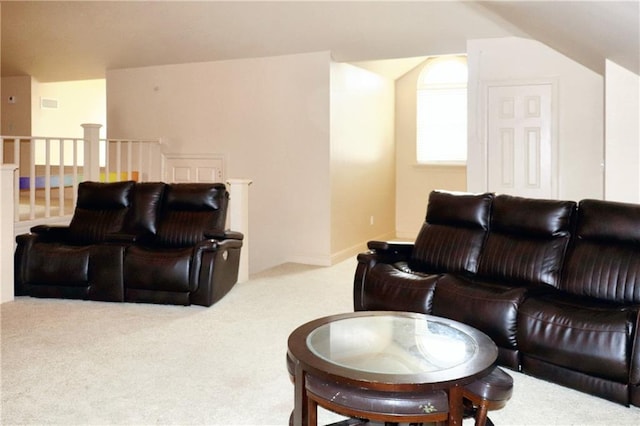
[293,362,308,426]
[307,393,318,426]
[448,384,464,426]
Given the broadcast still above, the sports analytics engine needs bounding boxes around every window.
[416,56,468,164]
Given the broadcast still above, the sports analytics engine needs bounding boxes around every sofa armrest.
[354,241,416,311]
[631,307,640,385]
[29,224,70,241]
[196,238,244,252]
[367,240,414,256]
[190,237,244,306]
[204,229,244,241]
[14,233,40,296]
[356,241,415,282]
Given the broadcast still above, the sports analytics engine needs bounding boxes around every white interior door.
[163,154,225,183]
[487,83,555,199]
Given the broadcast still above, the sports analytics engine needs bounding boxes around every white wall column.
[227,178,252,283]
[1,164,18,303]
[604,60,640,203]
[82,123,102,182]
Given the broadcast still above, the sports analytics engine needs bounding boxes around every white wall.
[31,79,106,138]
[107,51,332,274]
[1,76,32,136]
[330,62,396,260]
[604,60,640,203]
[467,37,604,201]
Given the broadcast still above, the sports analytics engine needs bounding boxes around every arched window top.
[416,55,468,164]
[418,56,468,88]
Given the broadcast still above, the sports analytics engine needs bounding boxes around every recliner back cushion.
[155,183,228,248]
[477,195,576,287]
[410,191,493,275]
[122,182,166,237]
[67,181,135,245]
[561,199,640,303]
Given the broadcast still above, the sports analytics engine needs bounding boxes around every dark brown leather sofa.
[14,180,243,307]
[354,190,640,407]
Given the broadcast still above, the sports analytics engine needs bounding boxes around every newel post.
[82,123,102,182]
[226,178,252,283]
[1,164,18,303]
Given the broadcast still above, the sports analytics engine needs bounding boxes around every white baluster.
[82,123,102,182]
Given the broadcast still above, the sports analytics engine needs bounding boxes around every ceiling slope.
[475,1,639,75]
[1,1,637,82]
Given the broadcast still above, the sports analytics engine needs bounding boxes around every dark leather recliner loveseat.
[354,190,640,407]
[15,180,243,307]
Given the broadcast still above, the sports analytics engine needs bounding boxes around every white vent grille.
[40,98,59,109]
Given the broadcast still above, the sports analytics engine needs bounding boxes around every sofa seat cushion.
[357,262,439,313]
[124,246,195,293]
[518,293,633,383]
[26,243,90,286]
[432,274,529,350]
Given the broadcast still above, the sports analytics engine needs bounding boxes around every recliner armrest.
[195,237,244,252]
[367,240,414,255]
[359,240,414,265]
[204,229,244,241]
[356,241,415,273]
[354,241,416,312]
[28,225,70,242]
[630,307,640,385]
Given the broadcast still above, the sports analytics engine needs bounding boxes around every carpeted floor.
[2,259,639,425]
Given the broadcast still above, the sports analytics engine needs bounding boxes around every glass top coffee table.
[287,311,498,426]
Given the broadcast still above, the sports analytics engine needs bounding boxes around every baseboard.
[395,230,418,241]
[331,231,398,264]
[287,232,397,267]
[286,254,333,267]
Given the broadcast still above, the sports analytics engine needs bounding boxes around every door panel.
[487,84,554,199]
[163,154,225,183]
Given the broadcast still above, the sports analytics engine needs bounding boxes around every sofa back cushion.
[560,199,640,303]
[155,183,229,248]
[409,191,493,275]
[477,194,576,287]
[122,182,166,239]
[67,181,135,245]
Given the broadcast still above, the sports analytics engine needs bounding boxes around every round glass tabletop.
[306,315,477,375]
[288,311,497,386]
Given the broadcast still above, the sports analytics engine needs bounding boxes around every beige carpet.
[2,259,640,425]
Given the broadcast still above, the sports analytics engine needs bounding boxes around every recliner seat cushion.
[124,246,194,293]
[432,274,527,351]
[518,294,633,383]
[26,243,89,286]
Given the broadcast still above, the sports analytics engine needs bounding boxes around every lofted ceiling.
[1,1,638,83]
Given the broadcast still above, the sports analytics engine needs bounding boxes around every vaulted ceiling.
[1,1,638,83]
